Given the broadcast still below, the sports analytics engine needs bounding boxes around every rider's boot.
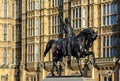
[67,50,71,56]
[64,51,67,56]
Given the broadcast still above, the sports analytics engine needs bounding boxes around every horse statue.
[43,28,98,76]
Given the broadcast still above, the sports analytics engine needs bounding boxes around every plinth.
[43,76,94,81]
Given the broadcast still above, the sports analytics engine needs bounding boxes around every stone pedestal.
[43,76,94,81]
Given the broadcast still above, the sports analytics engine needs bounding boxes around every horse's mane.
[76,28,93,38]
[76,29,87,38]
[76,32,84,38]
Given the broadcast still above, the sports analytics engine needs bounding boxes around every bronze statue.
[44,28,97,76]
[59,15,74,56]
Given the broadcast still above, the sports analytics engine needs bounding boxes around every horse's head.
[85,28,98,49]
[77,28,98,50]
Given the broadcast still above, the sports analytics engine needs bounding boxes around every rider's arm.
[59,15,65,26]
[58,15,67,32]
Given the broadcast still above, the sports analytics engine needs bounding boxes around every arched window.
[36,18,39,36]
[103,3,118,25]
[35,0,39,9]
[3,48,7,64]
[114,3,117,14]
[12,3,14,18]
[83,7,86,18]
[104,77,107,81]
[103,35,118,58]
[35,44,39,62]
[4,0,7,17]
[108,77,112,81]
[82,7,86,27]
[82,19,86,27]
[113,35,118,57]
[12,49,14,64]
[76,8,78,18]
[4,25,7,41]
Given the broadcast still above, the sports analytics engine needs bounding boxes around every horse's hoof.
[52,74,55,76]
[80,73,83,77]
[81,74,83,77]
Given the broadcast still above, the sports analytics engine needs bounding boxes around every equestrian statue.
[43,16,98,76]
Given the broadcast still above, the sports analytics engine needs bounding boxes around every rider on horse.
[59,15,75,56]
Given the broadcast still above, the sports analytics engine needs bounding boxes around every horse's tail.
[44,39,55,57]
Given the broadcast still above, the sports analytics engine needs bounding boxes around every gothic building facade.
[0,0,120,81]
[0,0,22,81]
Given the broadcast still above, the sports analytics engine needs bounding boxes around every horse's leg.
[51,58,59,76]
[58,62,62,76]
[77,58,83,76]
[51,54,57,76]
[85,51,96,66]
[51,58,55,76]
[51,44,58,76]
[52,56,60,76]
[57,56,63,76]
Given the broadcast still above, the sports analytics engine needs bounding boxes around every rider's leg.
[62,40,66,56]
[63,45,66,56]
[67,41,71,56]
